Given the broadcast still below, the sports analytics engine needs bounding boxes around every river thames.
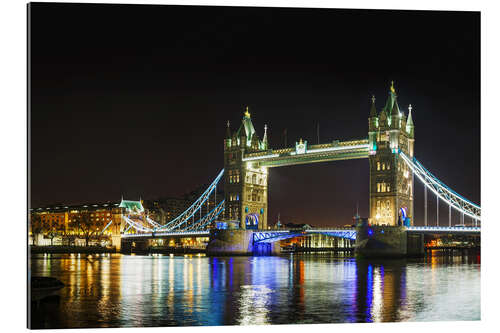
[29,252,480,328]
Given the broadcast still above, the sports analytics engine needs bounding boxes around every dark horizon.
[29,3,480,227]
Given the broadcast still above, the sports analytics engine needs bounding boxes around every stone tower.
[224,107,269,230]
[368,82,415,226]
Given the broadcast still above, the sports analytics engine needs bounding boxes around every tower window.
[377,162,380,171]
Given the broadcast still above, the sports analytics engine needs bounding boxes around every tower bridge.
[116,82,481,258]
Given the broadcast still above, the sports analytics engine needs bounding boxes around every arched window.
[382,163,385,170]
[377,162,380,170]
[252,174,257,184]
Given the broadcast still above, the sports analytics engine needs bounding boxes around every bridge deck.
[121,226,480,241]
[242,140,370,167]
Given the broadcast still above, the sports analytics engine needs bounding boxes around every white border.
[1,1,498,333]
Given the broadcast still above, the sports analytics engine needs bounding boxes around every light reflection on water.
[29,252,480,328]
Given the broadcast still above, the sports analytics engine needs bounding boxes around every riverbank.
[30,245,116,254]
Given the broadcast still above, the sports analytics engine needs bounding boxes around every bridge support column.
[206,229,280,256]
[207,229,255,255]
[111,235,122,252]
[355,225,408,258]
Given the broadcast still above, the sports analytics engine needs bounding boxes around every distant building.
[29,201,123,245]
[146,185,224,224]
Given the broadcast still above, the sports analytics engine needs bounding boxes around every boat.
[30,276,65,302]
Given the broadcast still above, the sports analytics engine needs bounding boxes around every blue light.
[381,230,384,234]
[367,228,374,237]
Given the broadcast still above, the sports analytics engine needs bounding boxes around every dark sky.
[29,3,480,227]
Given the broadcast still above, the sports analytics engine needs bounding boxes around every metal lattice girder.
[312,230,357,240]
[252,144,370,168]
[123,216,153,233]
[122,230,210,239]
[253,231,306,243]
[146,216,162,228]
[399,152,481,221]
[185,200,225,231]
[406,226,481,234]
[156,169,224,231]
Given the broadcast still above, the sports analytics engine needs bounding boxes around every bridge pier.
[355,225,425,258]
[120,238,149,254]
[112,235,122,252]
[206,229,281,256]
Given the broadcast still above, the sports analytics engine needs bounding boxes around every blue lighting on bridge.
[216,222,228,230]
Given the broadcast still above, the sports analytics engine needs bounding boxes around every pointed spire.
[262,124,268,147]
[244,106,251,118]
[390,80,396,94]
[226,120,231,139]
[407,104,414,126]
[370,95,377,117]
[391,96,400,116]
[383,81,397,114]
[406,104,415,137]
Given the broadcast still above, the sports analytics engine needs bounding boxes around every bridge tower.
[368,82,415,226]
[224,107,269,230]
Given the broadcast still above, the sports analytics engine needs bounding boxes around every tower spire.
[226,120,231,139]
[390,80,396,94]
[406,104,415,137]
[370,94,377,117]
[262,124,268,149]
[244,106,251,118]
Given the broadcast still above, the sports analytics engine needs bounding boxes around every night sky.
[29,3,480,227]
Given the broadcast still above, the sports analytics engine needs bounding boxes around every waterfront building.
[29,201,123,246]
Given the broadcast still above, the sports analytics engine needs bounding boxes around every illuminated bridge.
[116,83,480,257]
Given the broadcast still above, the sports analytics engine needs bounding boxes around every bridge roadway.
[242,139,370,168]
[120,226,481,242]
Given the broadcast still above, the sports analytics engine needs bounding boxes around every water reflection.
[30,253,480,329]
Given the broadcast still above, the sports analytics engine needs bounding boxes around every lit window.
[382,163,385,170]
[377,183,380,192]
[377,162,380,171]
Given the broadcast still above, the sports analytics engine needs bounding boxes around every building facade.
[29,202,123,245]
